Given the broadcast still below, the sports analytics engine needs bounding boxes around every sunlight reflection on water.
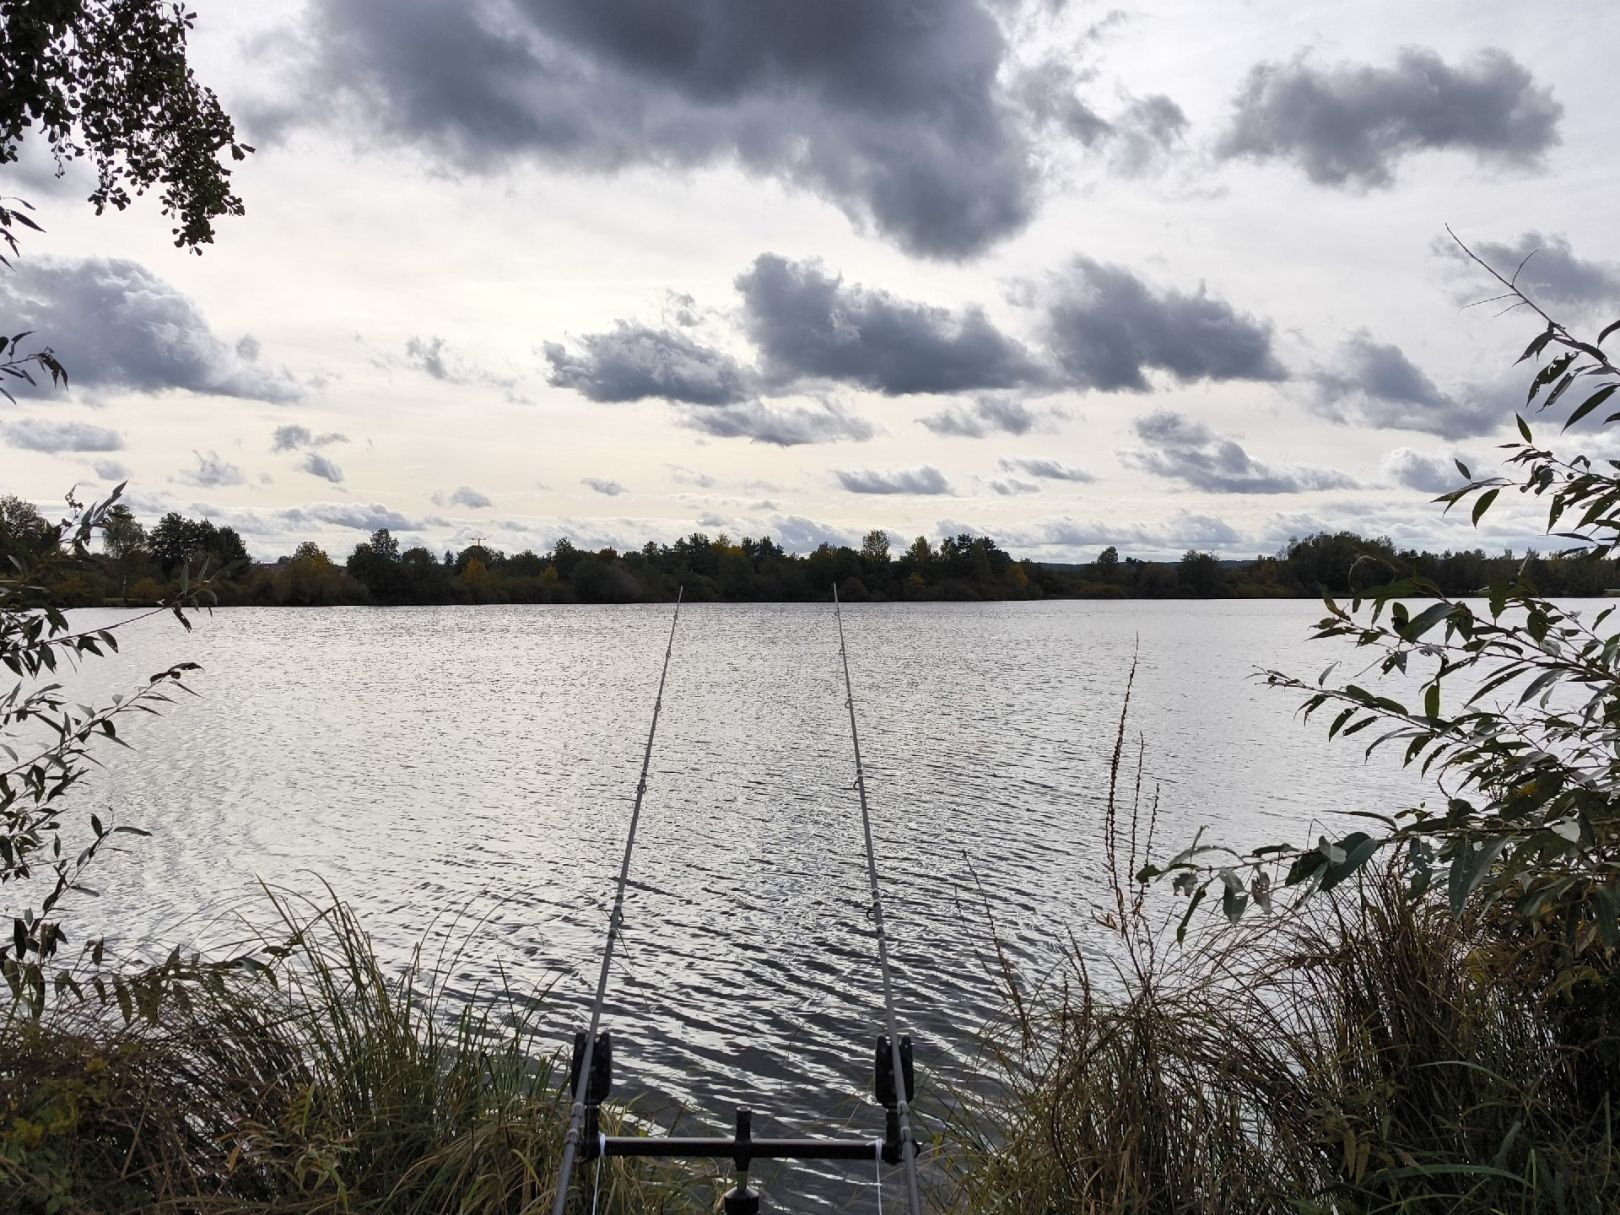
[52,599,1445,1207]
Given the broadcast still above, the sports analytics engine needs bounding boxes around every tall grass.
[0,894,692,1214]
[936,675,1620,1215]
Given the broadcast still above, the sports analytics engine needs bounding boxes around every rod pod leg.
[721,1108,761,1214]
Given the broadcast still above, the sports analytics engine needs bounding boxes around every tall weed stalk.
[937,667,1620,1215]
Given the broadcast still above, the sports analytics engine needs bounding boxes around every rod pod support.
[721,1108,761,1215]
[874,1034,916,1165]
[567,1031,613,1161]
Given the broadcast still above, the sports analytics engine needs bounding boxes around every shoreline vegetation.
[4,505,1619,607]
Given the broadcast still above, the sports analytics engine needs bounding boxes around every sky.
[3,0,1618,563]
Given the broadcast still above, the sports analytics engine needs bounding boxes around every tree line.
[4,496,1616,606]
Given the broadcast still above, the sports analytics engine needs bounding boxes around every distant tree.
[346,529,404,601]
[0,493,53,558]
[861,529,891,566]
[1178,550,1225,597]
[552,536,582,579]
[1096,545,1120,580]
[100,503,147,597]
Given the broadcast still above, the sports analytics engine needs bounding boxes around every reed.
[0,892,693,1214]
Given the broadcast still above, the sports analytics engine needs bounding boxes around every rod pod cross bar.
[564,1031,918,1213]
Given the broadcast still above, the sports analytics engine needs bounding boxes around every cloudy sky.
[4,0,1617,561]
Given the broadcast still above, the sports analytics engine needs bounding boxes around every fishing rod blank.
[550,589,684,1215]
[833,585,924,1215]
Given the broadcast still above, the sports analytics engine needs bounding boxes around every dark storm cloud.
[0,258,299,402]
[272,424,349,452]
[582,477,626,497]
[2,418,124,452]
[544,324,754,405]
[675,400,874,446]
[736,254,1044,394]
[174,450,247,489]
[998,457,1093,482]
[294,0,1037,258]
[1437,232,1620,310]
[1044,258,1285,391]
[1309,333,1500,439]
[1382,448,1472,494]
[1218,48,1562,189]
[920,398,1055,437]
[835,466,953,495]
[300,451,345,483]
[1122,409,1355,493]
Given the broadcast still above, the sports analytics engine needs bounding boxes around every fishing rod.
[550,588,684,1215]
[550,588,924,1215]
[833,584,924,1215]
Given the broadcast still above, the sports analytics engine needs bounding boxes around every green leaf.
[1448,837,1509,914]
[1516,324,1556,365]
[1564,382,1619,431]
[1175,886,1207,943]
[1471,488,1500,526]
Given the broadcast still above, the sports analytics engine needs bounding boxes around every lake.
[40,599,1440,1205]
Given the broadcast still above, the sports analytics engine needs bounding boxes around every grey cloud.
[737,254,1043,394]
[1015,60,1186,175]
[174,450,247,489]
[1218,48,1561,189]
[92,458,132,480]
[0,257,299,402]
[300,451,345,483]
[1381,448,1474,494]
[676,400,874,446]
[669,466,716,488]
[404,335,458,382]
[769,515,858,553]
[991,478,1040,495]
[1438,231,1620,310]
[582,477,625,497]
[404,335,522,397]
[998,457,1094,482]
[448,486,493,509]
[294,0,1037,258]
[696,512,729,529]
[1122,409,1355,493]
[545,324,753,405]
[280,502,422,532]
[939,509,1244,554]
[3,418,125,452]
[836,466,953,495]
[1045,258,1285,391]
[920,398,1058,437]
[1309,333,1500,439]
[272,424,349,452]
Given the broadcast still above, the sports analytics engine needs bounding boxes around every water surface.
[44,600,1440,1205]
